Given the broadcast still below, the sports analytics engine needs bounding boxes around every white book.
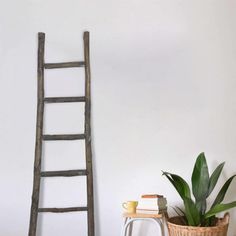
[137,204,159,211]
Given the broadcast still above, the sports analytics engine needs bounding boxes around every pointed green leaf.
[175,206,186,217]
[191,153,209,202]
[162,171,191,199]
[211,175,236,208]
[207,162,225,197]
[205,201,236,218]
[183,197,201,226]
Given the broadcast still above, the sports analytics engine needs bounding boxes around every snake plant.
[162,152,236,226]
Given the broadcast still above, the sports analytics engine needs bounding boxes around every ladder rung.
[38,207,88,213]
[41,169,87,177]
[43,134,85,141]
[44,96,86,103]
[44,61,85,69]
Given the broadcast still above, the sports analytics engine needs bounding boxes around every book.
[137,194,167,211]
[141,194,163,198]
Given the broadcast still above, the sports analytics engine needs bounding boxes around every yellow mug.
[122,201,138,213]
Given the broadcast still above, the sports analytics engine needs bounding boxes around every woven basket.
[167,213,229,236]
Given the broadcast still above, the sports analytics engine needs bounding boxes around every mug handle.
[122,202,127,210]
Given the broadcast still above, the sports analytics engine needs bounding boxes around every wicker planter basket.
[167,213,229,236]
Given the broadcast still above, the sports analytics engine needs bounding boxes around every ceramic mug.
[122,201,138,213]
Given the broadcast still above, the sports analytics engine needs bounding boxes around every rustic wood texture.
[38,207,88,213]
[123,211,163,219]
[41,169,87,177]
[44,61,85,69]
[43,134,85,140]
[84,31,95,236]
[44,96,86,103]
[28,32,45,236]
[29,31,95,236]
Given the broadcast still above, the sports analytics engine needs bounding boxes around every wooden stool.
[122,210,167,236]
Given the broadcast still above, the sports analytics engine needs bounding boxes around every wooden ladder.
[28,31,95,236]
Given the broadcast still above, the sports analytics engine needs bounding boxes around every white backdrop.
[1,0,236,235]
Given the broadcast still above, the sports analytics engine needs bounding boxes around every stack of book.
[137,194,167,211]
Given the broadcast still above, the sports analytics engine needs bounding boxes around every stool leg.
[122,218,131,236]
[154,219,165,236]
[161,214,167,236]
[127,220,133,236]
[122,218,135,236]
[160,221,165,236]
[121,224,126,236]
[121,217,128,236]
[122,217,166,236]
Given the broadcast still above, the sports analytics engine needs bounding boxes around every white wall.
[1,0,236,235]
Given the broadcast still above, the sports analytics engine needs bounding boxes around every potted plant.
[162,152,236,236]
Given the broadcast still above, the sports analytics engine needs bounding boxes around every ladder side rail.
[84,31,95,236]
[28,32,45,236]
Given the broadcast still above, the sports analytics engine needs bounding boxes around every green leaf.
[191,153,209,203]
[183,197,201,226]
[205,201,236,218]
[208,162,225,197]
[211,175,236,208]
[196,199,207,215]
[162,171,191,199]
[175,206,186,216]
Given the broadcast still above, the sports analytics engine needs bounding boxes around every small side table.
[122,210,167,236]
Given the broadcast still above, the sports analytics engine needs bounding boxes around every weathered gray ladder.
[28,32,95,236]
